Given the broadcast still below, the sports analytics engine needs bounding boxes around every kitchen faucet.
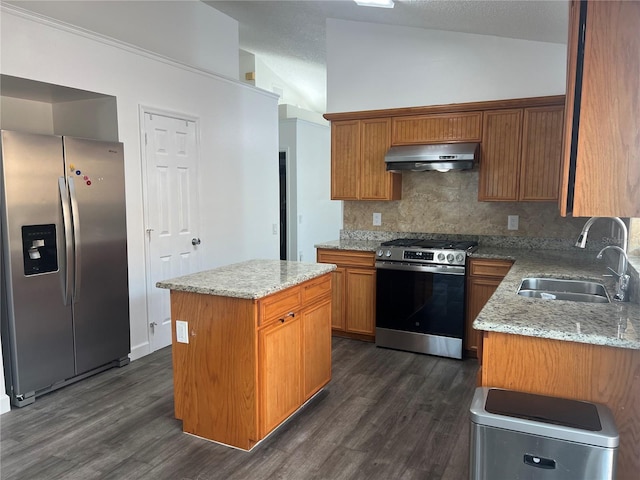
[575,216,628,252]
[596,245,630,301]
[575,217,630,301]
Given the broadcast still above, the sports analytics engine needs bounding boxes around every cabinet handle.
[280,312,295,323]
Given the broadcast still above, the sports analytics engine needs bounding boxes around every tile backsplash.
[344,170,612,240]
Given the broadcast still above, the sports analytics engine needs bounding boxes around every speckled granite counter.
[314,239,380,252]
[471,248,640,350]
[156,259,336,299]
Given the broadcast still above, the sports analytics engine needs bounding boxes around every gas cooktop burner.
[376,238,478,266]
[380,238,478,250]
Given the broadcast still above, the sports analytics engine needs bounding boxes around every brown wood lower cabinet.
[482,332,640,480]
[465,257,513,358]
[170,273,332,450]
[317,249,376,341]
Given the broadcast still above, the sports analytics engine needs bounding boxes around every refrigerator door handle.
[58,177,73,306]
[68,176,82,302]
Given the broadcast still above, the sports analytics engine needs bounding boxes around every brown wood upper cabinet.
[559,0,640,217]
[479,105,564,201]
[391,112,482,145]
[330,118,401,201]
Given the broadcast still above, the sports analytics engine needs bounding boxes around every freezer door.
[63,137,130,373]
[0,131,75,398]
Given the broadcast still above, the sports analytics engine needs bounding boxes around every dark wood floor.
[0,338,479,480]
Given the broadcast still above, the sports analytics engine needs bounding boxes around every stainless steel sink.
[517,277,610,303]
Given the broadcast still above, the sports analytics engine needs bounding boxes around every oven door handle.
[375,262,465,275]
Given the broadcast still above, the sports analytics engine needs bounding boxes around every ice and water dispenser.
[21,224,58,275]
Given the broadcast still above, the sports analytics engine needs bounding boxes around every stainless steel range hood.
[385,142,479,172]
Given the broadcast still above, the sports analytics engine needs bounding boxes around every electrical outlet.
[508,215,519,231]
[373,212,382,226]
[176,320,189,344]
[272,223,278,235]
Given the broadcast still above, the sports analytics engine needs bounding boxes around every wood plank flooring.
[0,338,479,480]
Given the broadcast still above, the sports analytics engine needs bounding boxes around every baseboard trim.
[0,393,11,415]
[130,342,150,361]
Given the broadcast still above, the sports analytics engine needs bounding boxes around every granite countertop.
[156,259,336,300]
[471,248,640,350]
[314,239,380,252]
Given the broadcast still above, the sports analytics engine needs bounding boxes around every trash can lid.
[485,388,602,431]
[470,387,619,448]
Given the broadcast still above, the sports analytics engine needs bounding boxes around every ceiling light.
[354,0,395,9]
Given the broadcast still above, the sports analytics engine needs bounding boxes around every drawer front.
[469,259,513,278]
[317,249,376,268]
[301,274,332,305]
[259,286,301,327]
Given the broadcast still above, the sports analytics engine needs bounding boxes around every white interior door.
[143,111,200,352]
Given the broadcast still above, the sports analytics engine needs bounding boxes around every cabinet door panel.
[391,112,482,145]
[331,267,345,331]
[345,268,376,335]
[559,0,582,215]
[302,297,332,400]
[259,316,302,436]
[479,109,523,201]
[465,277,502,356]
[360,118,398,200]
[572,1,640,217]
[331,120,360,200]
[520,106,564,201]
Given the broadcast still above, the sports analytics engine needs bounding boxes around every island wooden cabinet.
[170,273,332,450]
[465,258,513,358]
[317,249,376,341]
[330,118,401,201]
[559,0,640,218]
[391,112,482,145]
[479,105,564,201]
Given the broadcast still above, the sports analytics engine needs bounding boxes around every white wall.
[52,97,119,141]
[0,96,54,133]
[5,0,239,80]
[326,19,567,112]
[1,6,279,383]
[279,118,342,263]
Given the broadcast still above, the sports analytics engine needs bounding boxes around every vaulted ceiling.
[206,0,568,112]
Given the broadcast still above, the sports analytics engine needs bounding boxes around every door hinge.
[144,133,148,145]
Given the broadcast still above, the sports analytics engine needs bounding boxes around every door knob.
[192,237,201,246]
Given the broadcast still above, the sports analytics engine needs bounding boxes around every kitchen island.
[472,248,640,480]
[156,259,336,450]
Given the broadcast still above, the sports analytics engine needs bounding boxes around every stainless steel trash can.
[469,387,618,480]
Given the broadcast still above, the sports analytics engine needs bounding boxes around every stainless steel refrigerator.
[0,130,130,407]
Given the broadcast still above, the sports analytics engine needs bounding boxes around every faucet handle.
[606,266,621,279]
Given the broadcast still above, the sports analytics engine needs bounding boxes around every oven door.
[375,262,465,339]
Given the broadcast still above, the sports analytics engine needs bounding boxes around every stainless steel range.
[375,238,478,359]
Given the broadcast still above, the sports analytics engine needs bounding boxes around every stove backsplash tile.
[343,170,613,246]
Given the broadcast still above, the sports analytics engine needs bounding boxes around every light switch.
[176,320,189,344]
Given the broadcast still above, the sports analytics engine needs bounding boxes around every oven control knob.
[377,249,384,257]
[456,253,464,263]
[385,250,392,257]
[446,253,454,263]
[437,253,445,261]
